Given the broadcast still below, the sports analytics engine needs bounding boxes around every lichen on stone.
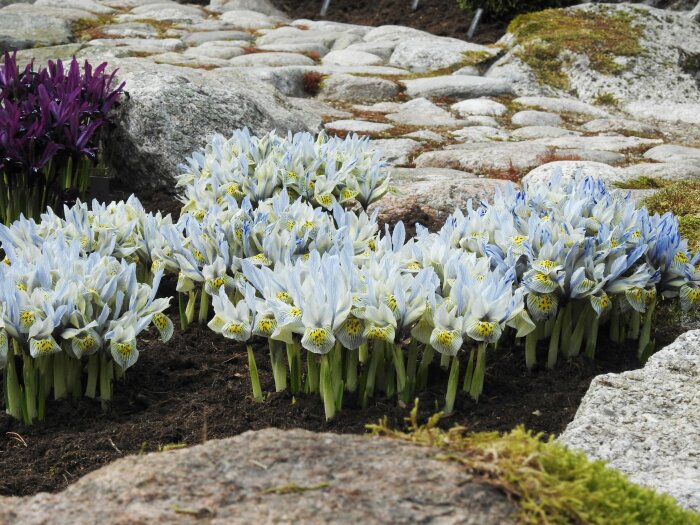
[508,7,643,90]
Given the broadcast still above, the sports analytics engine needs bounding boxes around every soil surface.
[269,0,508,43]
[1,311,649,497]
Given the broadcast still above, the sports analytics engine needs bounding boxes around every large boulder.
[487,4,700,107]
[401,75,513,99]
[0,428,517,524]
[389,38,497,72]
[559,330,700,511]
[371,168,511,232]
[0,5,72,52]
[319,73,400,102]
[104,60,319,190]
[415,141,552,173]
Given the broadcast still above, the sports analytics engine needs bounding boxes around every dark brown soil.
[0,313,651,497]
[270,0,508,44]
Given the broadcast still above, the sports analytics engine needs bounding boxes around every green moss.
[370,404,700,524]
[72,15,115,41]
[132,19,179,39]
[509,7,643,90]
[461,50,494,66]
[642,180,700,251]
[592,91,620,107]
[679,216,700,252]
[614,176,672,190]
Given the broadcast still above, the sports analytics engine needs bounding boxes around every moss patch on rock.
[371,404,700,524]
[461,50,494,66]
[642,180,700,251]
[614,176,672,190]
[72,15,115,41]
[508,7,643,90]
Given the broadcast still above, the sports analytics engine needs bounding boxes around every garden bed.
[269,0,508,43]
[0,310,646,497]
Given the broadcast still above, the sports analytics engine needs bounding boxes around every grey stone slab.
[319,74,399,102]
[0,428,517,524]
[401,75,513,99]
[560,330,700,511]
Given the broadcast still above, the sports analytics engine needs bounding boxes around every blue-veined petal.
[29,337,61,358]
[429,328,463,356]
[523,271,559,294]
[110,339,139,370]
[680,285,700,311]
[526,293,558,321]
[336,316,365,350]
[465,319,502,344]
[0,329,8,366]
[252,316,277,338]
[363,323,395,344]
[301,325,335,354]
[624,287,645,313]
[152,312,174,343]
[590,292,612,317]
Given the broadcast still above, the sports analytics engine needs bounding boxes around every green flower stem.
[38,354,53,400]
[584,314,600,360]
[444,354,460,414]
[547,307,565,369]
[331,342,343,402]
[320,355,335,420]
[609,301,621,343]
[560,302,573,357]
[53,351,67,400]
[67,356,82,400]
[629,310,641,341]
[375,341,387,393]
[390,343,407,399]
[417,345,434,391]
[198,291,210,324]
[23,354,38,423]
[269,340,287,392]
[99,353,113,410]
[638,299,656,358]
[247,345,263,402]
[462,347,475,392]
[361,342,382,408]
[525,326,539,371]
[358,343,368,363]
[85,354,99,399]
[4,346,24,421]
[286,342,302,395]
[178,292,188,331]
[568,306,590,357]
[306,352,320,394]
[469,343,488,402]
[440,352,450,370]
[99,354,114,408]
[385,356,396,398]
[344,347,359,393]
[543,315,555,339]
[406,340,419,399]
[185,291,198,325]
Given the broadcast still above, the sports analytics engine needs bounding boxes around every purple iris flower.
[0,51,125,175]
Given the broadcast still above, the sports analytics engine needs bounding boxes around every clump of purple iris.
[0,52,125,223]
